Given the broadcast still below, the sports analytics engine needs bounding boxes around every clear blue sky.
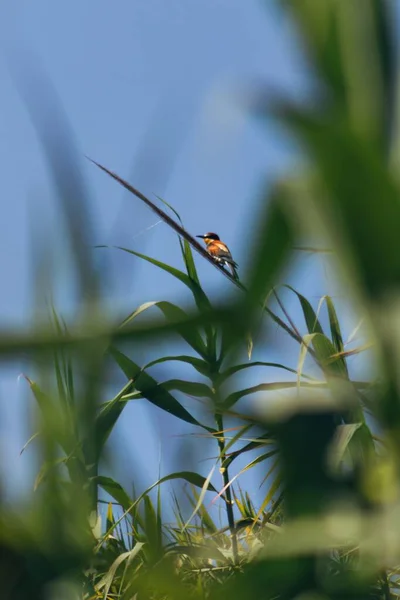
[0,0,370,519]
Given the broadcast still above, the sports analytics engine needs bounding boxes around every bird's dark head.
[196,232,220,242]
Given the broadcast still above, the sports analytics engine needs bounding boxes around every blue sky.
[0,0,370,520]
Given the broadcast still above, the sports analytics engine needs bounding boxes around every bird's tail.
[228,261,239,281]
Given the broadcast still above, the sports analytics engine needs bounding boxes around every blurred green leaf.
[280,106,400,300]
[223,380,329,410]
[245,184,294,307]
[97,543,144,597]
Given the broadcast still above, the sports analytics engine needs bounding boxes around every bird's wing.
[214,241,238,265]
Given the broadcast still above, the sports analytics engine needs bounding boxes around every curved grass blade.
[143,354,210,377]
[111,248,212,315]
[212,450,278,504]
[119,298,208,359]
[94,379,137,461]
[223,433,276,470]
[110,347,213,431]
[325,295,347,357]
[220,361,313,383]
[285,285,324,335]
[160,379,213,399]
[223,380,331,410]
[96,475,133,512]
[97,543,144,598]
[183,465,217,531]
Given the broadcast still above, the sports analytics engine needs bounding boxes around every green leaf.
[143,495,163,563]
[120,298,208,359]
[183,465,217,530]
[223,381,326,410]
[325,295,347,357]
[116,247,212,313]
[179,237,201,286]
[220,361,311,383]
[165,544,225,561]
[187,486,219,535]
[96,470,220,549]
[285,285,324,335]
[94,379,136,460]
[96,476,133,513]
[152,471,218,494]
[286,0,395,153]
[161,379,213,399]
[97,543,144,598]
[308,332,349,379]
[281,107,400,300]
[156,301,208,358]
[245,185,294,306]
[34,457,69,491]
[143,354,211,377]
[110,347,212,430]
[328,423,362,471]
[20,431,41,456]
[223,433,276,470]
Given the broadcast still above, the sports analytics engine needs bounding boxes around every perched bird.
[196,232,239,280]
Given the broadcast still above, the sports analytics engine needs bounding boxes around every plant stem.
[215,412,239,564]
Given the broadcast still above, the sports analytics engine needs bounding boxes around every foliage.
[1,1,400,599]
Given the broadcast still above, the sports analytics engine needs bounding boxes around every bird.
[196,232,239,280]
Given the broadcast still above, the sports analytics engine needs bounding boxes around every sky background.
[0,0,372,521]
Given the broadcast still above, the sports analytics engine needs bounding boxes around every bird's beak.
[196,235,205,239]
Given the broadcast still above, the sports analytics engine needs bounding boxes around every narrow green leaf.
[220,361,311,382]
[96,470,219,550]
[310,332,349,379]
[96,475,133,513]
[223,433,276,470]
[143,495,163,562]
[285,285,324,335]
[20,431,41,456]
[161,379,213,399]
[165,544,225,561]
[110,347,212,430]
[188,486,219,535]
[34,457,69,491]
[255,468,282,522]
[223,424,254,454]
[94,379,136,460]
[120,298,208,359]
[328,423,362,470]
[223,380,328,409]
[183,465,216,530]
[144,354,210,377]
[325,296,347,358]
[97,543,144,598]
[115,247,212,312]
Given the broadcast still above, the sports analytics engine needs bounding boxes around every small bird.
[196,232,239,280]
